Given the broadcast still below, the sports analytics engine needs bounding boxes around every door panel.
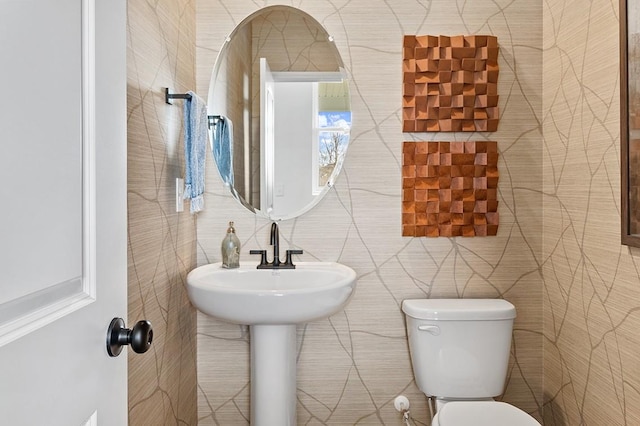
[0,0,127,424]
[260,57,275,214]
[0,0,85,334]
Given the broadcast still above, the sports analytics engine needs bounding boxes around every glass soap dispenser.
[221,221,241,268]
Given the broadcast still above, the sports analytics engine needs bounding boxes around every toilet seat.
[432,401,540,426]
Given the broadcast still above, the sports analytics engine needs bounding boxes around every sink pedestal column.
[250,324,297,425]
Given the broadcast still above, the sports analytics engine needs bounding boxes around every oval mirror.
[208,6,351,221]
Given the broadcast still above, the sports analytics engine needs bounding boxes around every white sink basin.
[186,262,357,325]
[187,260,357,425]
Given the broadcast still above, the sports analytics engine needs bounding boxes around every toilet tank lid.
[402,299,516,321]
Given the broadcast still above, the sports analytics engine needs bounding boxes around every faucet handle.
[284,249,303,268]
[249,249,268,268]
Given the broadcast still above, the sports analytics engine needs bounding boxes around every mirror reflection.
[208,6,351,220]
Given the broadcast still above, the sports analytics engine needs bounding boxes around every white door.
[0,0,128,424]
[260,57,275,215]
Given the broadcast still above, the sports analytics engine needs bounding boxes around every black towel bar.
[165,88,192,105]
[208,115,223,129]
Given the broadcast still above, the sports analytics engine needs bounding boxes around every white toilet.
[402,298,541,426]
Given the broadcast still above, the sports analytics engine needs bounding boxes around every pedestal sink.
[186,261,357,425]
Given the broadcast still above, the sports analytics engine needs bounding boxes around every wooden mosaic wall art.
[402,35,499,132]
[402,141,499,237]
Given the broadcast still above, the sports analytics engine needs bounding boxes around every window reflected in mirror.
[314,81,351,193]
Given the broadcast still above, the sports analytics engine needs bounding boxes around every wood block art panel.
[402,35,499,132]
[402,141,499,237]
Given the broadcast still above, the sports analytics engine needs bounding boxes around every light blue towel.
[213,116,234,186]
[183,91,208,213]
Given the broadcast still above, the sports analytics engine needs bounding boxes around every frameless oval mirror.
[208,5,351,221]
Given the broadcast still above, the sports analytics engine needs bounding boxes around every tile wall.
[196,0,542,424]
[127,0,198,424]
[542,0,640,424]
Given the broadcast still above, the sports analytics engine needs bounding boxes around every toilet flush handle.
[418,325,440,335]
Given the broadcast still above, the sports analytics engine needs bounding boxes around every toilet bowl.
[432,401,540,426]
[402,299,541,426]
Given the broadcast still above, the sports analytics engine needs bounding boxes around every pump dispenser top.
[221,221,241,268]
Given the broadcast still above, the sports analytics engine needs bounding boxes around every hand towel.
[212,115,234,186]
[183,91,208,213]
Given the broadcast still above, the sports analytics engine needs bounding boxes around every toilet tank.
[402,299,516,399]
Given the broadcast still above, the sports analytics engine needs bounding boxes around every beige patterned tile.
[543,0,640,424]
[127,0,197,424]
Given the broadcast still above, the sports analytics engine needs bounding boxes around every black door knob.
[106,317,153,357]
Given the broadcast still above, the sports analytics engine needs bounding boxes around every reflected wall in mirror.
[208,6,351,220]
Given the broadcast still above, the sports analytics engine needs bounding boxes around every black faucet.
[249,222,303,269]
[270,222,281,267]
